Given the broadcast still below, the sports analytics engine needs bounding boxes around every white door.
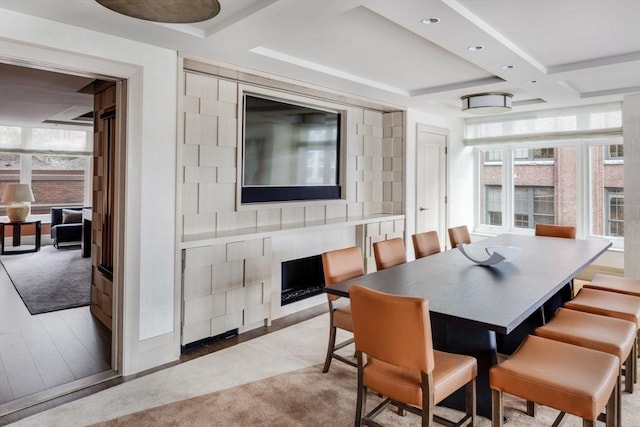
[415,125,447,249]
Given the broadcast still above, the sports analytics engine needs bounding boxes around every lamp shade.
[1,183,35,203]
[2,183,35,222]
[461,92,512,114]
[95,0,221,23]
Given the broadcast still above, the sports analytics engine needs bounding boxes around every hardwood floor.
[0,249,111,409]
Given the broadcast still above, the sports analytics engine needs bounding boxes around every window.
[0,126,92,219]
[606,144,623,160]
[469,104,623,247]
[606,189,624,237]
[485,185,502,225]
[514,148,554,161]
[514,186,555,229]
[478,148,503,227]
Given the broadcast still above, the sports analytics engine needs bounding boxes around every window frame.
[474,137,624,250]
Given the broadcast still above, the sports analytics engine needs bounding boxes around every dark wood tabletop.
[324,233,612,335]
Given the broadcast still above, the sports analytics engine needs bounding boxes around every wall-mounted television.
[241,94,341,204]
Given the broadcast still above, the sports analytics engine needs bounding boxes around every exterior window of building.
[589,144,624,238]
[514,186,555,229]
[606,144,623,160]
[514,148,555,161]
[485,185,502,225]
[478,149,503,227]
[606,188,624,237]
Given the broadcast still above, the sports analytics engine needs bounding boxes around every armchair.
[50,206,91,248]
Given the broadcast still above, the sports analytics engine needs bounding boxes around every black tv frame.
[241,93,342,204]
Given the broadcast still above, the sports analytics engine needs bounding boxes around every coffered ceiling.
[0,0,638,128]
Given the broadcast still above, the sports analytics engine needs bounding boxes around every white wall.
[0,9,179,374]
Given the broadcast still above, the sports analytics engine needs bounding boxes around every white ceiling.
[0,0,639,128]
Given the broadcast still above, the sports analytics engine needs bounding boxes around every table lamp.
[1,183,35,222]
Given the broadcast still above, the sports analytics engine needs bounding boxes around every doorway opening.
[0,62,124,417]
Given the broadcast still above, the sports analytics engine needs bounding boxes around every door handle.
[419,207,429,211]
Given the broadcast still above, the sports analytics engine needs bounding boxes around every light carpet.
[0,245,90,314]
[91,362,638,427]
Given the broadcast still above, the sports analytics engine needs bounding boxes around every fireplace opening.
[281,254,325,305]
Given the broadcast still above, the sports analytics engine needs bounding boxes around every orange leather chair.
[412,230,441,259]
[349,285,477,426]
[321,246,365,373]
[535,308,636,425]
[372,238,407,271]
[534,223,576,239]
[585,273,640,298]
[490,335,618,427]
[448,225,470,249]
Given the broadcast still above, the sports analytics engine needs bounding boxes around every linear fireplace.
[281,254,325,305]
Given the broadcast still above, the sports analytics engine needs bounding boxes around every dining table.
[324,233,612,419]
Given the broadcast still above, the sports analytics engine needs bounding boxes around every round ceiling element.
[461,92,513,114]
[95,0,221,23]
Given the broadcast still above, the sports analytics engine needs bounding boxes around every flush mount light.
[467,45,484,51]
[501,65,515,70]
[461,92,513,114]
[95,0,221,23]
[421,17,440,24]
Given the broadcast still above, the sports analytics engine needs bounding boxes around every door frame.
[415,123,449,249]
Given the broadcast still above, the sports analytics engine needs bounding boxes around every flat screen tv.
[242,94,341,204]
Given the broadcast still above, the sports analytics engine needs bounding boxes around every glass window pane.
[31,154,89,215]
[590,144,624,237]
[478,149,503,227]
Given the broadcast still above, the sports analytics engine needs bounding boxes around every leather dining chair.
[490,335,618,427]
[350,285,477,427]
[372,237,407,271]
[412,231,441,259]
[534,223,576,239]
[448,225,470,249]
[321,246,365,373]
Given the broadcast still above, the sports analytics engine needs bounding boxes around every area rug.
[90,363,639,426]
[0,245,91,315]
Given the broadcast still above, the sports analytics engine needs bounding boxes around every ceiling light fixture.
[501,65,515,70]
[95,0,221,23]
[461,92,513,114]
[421,17,440,24]
[467,45,484,51]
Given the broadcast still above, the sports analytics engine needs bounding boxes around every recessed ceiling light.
[501,65,515,70]
[421,17,440,24]
[468,45,484,51]
[528,80,538,84]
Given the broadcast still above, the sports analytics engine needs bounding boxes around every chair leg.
[421,372,434,427]
[323,323,337,373]
[466,378,476,426]
[354,352,365,427]
[492,389,504,427]
[606,379,617,427]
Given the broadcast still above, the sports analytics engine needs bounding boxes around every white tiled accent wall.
[179,69,406,344]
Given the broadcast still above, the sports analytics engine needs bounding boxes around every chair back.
[373,238,407,270]
[322,246,365,300]
[412,231,441,259]
[534,224,576,239]
[350,285,434,374]
[448,225,470,249]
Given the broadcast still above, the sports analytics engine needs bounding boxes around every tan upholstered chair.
[534,223,576,239]
[564,287,640,389]
[448,225,470,249]
[321,246,365,373]
[490,335,618,427]
[535,307,636,425]
[412,231,441,259]
[350,285,477,426]
[372,238,407,271]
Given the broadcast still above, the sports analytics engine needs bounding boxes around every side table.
[0,220,42,255]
